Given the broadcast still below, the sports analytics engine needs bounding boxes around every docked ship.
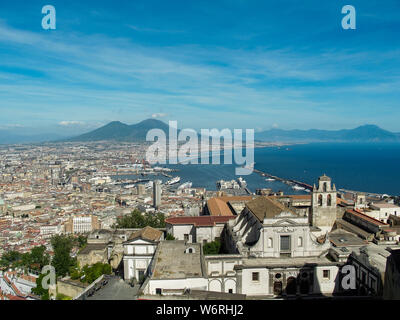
[237,177,247,188]
[166,176,181,185]
[292,185,305,191]
[265,178,275,182]
[177,181,193,190]
[216,179,240,190]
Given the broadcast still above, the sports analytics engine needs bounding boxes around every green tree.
[115,209,165,229]
[165,233,175,240]
[51,235,75,277]
[31,274,49,300]
[30,245,50,270]
[0,251,22,269]
[203,240,221,255]
[80,263,112,284]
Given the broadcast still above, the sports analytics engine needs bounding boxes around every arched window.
[327,194,332,206]
[318,195,323,206]
[268,238,273,248]
[298,236,303,247]
[185,247,195,254]
[323,183,327,192]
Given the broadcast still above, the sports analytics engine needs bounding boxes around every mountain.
[0,130,68,145]
[66,119,171,142]
[68,121,400,143]
[2,121,398,144]
[256,125,400,143]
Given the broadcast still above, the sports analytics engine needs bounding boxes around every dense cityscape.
[1,140,400,300]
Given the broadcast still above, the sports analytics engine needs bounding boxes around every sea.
[115,143,400,196]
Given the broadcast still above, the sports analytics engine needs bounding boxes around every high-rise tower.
[153,180,162,209]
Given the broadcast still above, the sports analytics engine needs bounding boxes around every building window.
[268,238,273,248]
[185,247,195,254]
[327,194,332,206]
[252,272,259,281]
[323,270,330,279]
[156,288,162,295]
[184,234,189,241]
[280,235,291,252]
[298,237,303,247]
[361,271,366,284]
[318,195,323,206]
[370,278,376,293]
[228,289,233,294]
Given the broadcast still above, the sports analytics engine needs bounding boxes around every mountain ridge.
[66,121,400,143]
[256,124,400,142]
[1,120,400,144]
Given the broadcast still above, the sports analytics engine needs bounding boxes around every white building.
[366,203,400,223]
[165,216,235,244]
[123,226,163,281]
[222,196,341,297]
[40,224,63,237]
[143,241,209,296]
[65,215,100,234]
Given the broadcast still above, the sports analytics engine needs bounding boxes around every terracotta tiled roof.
[274,195,311,200]
[165,215,235,227]
[246,197,297,221]
[346,209,388,226]
[207,196,254,216]
[128,226,163,242]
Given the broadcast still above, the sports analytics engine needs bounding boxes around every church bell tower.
[310,174,337,231]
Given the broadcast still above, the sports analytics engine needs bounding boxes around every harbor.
[253,168,313,192]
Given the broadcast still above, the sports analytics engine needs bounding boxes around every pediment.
[124,238,154,245]
[271,219,299,227]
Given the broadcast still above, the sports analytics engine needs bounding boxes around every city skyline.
[0,0,399,135]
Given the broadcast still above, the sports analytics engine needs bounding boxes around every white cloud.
[151,113,168,118]
[58,121,84,126]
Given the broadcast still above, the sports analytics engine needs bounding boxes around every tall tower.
[354,193,367,209]
[310,174,337,231]
[153,180,162,209]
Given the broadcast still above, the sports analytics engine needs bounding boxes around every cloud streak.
[0,11,399,132]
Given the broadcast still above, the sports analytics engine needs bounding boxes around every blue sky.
[0,0,399,135]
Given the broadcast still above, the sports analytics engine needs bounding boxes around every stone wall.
[55,278,87,299]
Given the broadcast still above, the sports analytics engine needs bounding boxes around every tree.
[31,274,49,300]
[0,251,22,269]
[166,234,175,240]
[78,263,112,284]
[115,209,165,229]
[203,240,221,255]
[76,235,87,249]
[51,235,75,277]
[0,246,50,271]
[30,245,50,270]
